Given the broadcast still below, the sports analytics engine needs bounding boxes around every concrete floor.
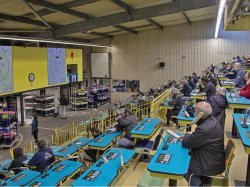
[0,103,111,161]
[0,106,248,186]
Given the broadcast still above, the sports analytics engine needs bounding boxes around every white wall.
[94,19,250,103]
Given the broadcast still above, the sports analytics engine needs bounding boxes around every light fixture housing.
[0,35,111,48]
[215,0,227,38]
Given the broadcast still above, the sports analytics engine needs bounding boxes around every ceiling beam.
[86,31,113,39]
[113,25,138,34]
[0,13,46,27]
[0,29,48,33]
[146,18,163,30]
[29,0,218,38]
[182,12,191,25]
[111,0,133,19]
[24,0,100,19]
[25,0,93,20]
[22,0,54,31]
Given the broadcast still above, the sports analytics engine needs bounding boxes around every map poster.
[48,48,66,85]
[0,46,13,94]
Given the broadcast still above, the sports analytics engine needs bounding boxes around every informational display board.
[112,80,140,92]
[48,48,66,85]
[0,46,13,94]
[91,53,109,78]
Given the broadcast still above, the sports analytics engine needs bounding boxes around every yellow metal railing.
[13,90,169,156]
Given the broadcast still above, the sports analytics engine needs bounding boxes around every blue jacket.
[28,148,55,172]
[188,80,196,89]
[234,68,245,88]
[31,119,38,134]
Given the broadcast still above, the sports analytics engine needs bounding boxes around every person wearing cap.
[208,87,227,128]
[240,71,250,98]
[115,108,137,147]
[28,140,54,172]
[182,102,225,186]
[166,88,183,126]
[8,147,27,173]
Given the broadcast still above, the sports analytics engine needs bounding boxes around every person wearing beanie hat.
[207,87,227,128]
[8,147,27,173]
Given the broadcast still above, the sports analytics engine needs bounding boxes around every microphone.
[243,108,250,128]
[153,129,169,150]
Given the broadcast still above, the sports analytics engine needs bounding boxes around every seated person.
[8,147,28,173]
[240,71,250,98]
[184,99,195,117]
[192,73,199,84]
[199,77,216,99]
[115,109,138,147]
[166,88,183,126]
[79,127,101,162]
[204,70,217,86]
[28,140,55,172]
[180,79,192,96]
[182,102,225,186]
[219,62,227,73]
[187,76,196,89]
[224,63,237,79]
[208,87,227,128]
[233,62,245,88]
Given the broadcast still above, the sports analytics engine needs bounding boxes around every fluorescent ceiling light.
[0,35,111,48]
[215,0,226,38]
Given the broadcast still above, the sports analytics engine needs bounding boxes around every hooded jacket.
[8,148,28,173]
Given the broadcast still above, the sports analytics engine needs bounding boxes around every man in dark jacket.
[8,147,27,173]
[180,79,192,97]
[28,140,55,172]
[116,108,138,147]
[182,102,225,186]
[199,77,216,99]
[187,76,196,89]
[59,94,68,119]
[166,88,183,126]
[192,73,199,84]
[208,87,227,128]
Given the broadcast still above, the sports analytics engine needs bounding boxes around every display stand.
[69,88,88,110]
[35,95,55,116]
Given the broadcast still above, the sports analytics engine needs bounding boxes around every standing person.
[93,89,98,110]
[31,115,38,143]
[59,94,68,119]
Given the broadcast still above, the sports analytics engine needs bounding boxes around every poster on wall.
[48,48,66,85]
[0,46,13,95]
[112,80,126,92]
[112,80,140,92]
[126,80,140,92]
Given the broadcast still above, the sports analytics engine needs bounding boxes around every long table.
[177,107,194,126]
[54,137,92,158]
[27,160,82,186]
[190,90,206,100]
[147,134,190,186]
[226,94,250,136]
[72,148,135,187]
[233,114,250,186]
[88,130,123,150]
[2,170,41,186]
[130,117,162,140]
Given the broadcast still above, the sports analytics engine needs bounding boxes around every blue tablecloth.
[3,170,41,186]
[27,160,82,186]
[0,159,12,173]
[72,148,135,187]
[233,113,250,148]
[226,94,250,105]
[88,130,122,149]
[130,117,161,136]
[147,134,190,176]
[54,137,92,157]
[177,107,194,121]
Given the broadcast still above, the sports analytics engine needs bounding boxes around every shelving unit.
[88,85,110,107]
[35,95,55,116]
[23,92,37,125]
[69,88,88,110]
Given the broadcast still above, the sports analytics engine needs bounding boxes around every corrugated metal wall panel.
[94,19,250,103]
